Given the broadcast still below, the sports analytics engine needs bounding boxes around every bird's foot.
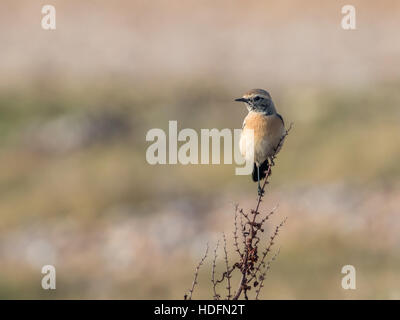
[270,158,275,166]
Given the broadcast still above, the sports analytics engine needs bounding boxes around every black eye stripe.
[254,96,260,101]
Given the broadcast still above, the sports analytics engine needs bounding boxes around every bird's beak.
[235,97,248,103]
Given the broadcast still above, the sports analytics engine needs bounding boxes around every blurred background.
[1,0,400,299]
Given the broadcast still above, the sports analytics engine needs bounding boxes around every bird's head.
[235,89,276,114]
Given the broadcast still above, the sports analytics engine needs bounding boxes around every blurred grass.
[1,80,399,228]
[0,80,399,298]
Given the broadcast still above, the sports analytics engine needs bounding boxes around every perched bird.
[236,89,285,194]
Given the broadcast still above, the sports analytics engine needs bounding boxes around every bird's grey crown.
[235,88,277,115]
[245,88,271,98]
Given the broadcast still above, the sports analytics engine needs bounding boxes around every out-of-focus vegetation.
[1,81,399,299]
[1,0,400,299]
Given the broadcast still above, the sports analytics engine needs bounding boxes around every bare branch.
[248,218,287,284]
[233,204,242,258]
[255,248,281,300]
[222,233,232,299]
[211,240,220,300]
[185,243,209,300]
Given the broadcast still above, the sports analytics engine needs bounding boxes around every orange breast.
[241,112,285,164]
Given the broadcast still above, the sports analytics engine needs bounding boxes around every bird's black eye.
[254,96,261,101]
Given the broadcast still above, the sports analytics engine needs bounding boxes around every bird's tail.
[252,160,270,182]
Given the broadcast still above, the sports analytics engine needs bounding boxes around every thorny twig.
[233,204,242,258]
[222,233,232,299]
[255,248,281,300]
[232,169,271,300]
[248,218,287,285]
[184,243,209,300]
[211,241,220,300]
